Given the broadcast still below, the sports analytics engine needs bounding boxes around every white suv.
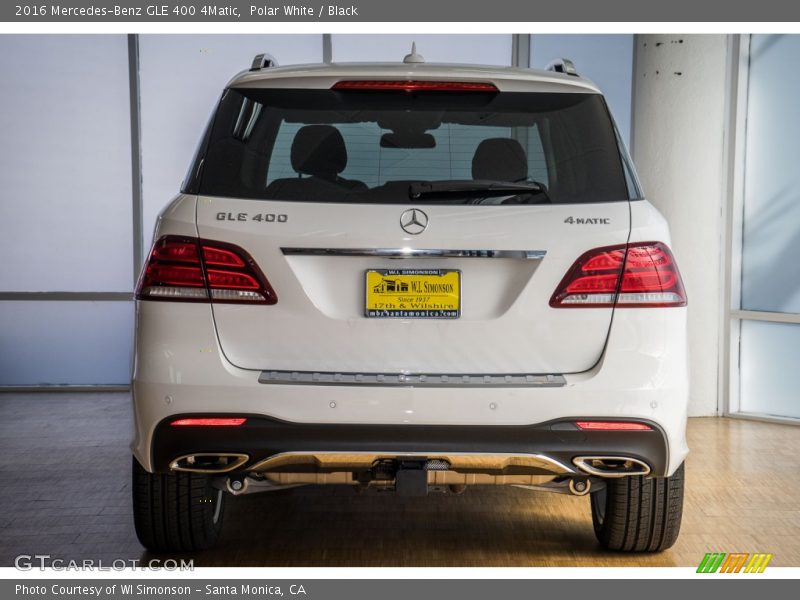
[131,53,688,554]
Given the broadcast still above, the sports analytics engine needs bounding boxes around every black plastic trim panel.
[151,415,669,477]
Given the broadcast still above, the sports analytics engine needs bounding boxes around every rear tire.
[132,457,225,552]
[590,462,684,552]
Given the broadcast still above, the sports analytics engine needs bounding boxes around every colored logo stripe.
[720,553,749,573]
[744,553,773,573]
[696,553,714,573]
[697,553,726,573]
[697,553,772,573]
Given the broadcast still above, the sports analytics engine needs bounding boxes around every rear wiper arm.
[409,180,551,202]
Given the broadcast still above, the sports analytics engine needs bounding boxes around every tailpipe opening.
[169,453,249,474]
[572,456,651,478]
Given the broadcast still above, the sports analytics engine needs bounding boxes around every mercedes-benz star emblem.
[400,208,429,235]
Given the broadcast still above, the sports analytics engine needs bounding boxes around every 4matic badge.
[564,216,611,225]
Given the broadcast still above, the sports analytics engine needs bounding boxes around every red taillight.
[332,80,498,92]
[550,242,687,308]
[151,239,200,263]
[203,246,246,267]
[206,269,261,290]
[575,421,652,431]
[170,417,247,426]
[136,236,277,304]
[142,264,206,288]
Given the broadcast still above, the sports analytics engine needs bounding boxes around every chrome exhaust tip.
[170,453,249,474]
[572,456,651,478]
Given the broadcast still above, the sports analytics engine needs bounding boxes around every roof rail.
[250,53,278,71]
[545,58,578,77]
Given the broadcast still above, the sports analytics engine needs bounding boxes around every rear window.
[192,88,632,205]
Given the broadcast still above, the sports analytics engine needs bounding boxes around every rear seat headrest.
[291,125,347,179]
[472,138,529,183]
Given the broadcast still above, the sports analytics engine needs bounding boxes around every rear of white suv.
[131,58,688,554]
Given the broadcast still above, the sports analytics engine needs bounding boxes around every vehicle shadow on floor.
[138,485,680,567]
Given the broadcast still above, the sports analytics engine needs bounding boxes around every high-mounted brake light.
[332,80,498,92]
[575,421,653,431]
[136,236,277,304]
[170,418,247,427]
[550,242,687,308]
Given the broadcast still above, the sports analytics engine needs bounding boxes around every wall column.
[631,34,729,416]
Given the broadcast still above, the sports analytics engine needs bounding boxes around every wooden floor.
[0,392,798,567]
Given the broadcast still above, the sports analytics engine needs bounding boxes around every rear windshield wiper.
[409,180,551,203]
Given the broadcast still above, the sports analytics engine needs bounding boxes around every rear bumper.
[152,415,669,477]
[132,302,689,476]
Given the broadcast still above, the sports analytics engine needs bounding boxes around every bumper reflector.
[575,421,652,431]
[170,418,247,427]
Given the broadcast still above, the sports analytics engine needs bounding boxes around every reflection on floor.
[0,392,798,567]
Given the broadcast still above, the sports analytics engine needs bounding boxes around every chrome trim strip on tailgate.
[281,248,546,260]
[258,370,566,388]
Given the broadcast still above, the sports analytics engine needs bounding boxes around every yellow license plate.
[365,269,461,319]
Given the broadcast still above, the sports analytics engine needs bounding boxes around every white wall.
[0,35,133,292]
[0,302,133,385]
[0,35,134,385]
[631,35,728,416]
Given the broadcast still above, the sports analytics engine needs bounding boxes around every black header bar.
[4,0,800,22]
